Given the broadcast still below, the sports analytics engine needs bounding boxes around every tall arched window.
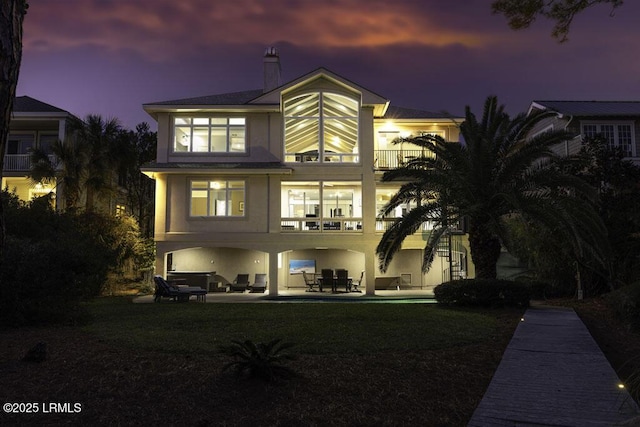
[284,92,359,163]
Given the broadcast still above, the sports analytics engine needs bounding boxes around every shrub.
[434,279,531,308]
[0,190,153,326]
[605,281,640,330]
[220,339,297,382]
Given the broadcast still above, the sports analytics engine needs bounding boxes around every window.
[281,182,362,231]
[582,122,634,157]
[115,204,126,217]
[190,180,245,217]
[38,134,58,154]
[174,117,245,153]
[6,133,34,154]
[284,92,359,163]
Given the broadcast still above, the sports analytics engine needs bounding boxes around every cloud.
[23,0,503,61]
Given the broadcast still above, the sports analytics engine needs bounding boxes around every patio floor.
[133,288,436,303]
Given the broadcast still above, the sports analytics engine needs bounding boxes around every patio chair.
[335,269,350,292]
[302,271,317,292]
[230,274,250,292]
[153,275,207,302]
[351,271,364,293]
[248,274,267,293]
[321,268,335,293]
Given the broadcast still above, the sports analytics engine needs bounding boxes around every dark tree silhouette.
[492,0,624,42]
[0,1,28,261]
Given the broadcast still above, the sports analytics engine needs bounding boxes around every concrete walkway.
[469,306,640,426]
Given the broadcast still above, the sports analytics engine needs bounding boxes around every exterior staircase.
[437,235,468,283]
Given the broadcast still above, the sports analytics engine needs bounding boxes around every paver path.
[469,306,640,426]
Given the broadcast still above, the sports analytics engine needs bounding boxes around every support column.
[268,250,279,296]
[365,248,376,296]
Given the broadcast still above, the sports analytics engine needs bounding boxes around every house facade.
[143,50,472,296]
[2,96,71,206]
[528,101,640,165]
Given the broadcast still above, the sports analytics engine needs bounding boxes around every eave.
[141,162,293,178]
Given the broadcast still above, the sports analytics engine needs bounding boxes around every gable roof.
[531,101,640,117]
[251,67,389,116]
[13,95,69,114]
[144,67,390,118]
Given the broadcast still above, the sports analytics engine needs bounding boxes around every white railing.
[285,152,359,163]
[280,218,362,232]
[3,154,56,171]
[374,150,434,170]
[375,218,465,234]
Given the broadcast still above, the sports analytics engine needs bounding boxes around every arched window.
[284,92,359,163]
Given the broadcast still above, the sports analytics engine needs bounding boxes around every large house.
[142,49,471,296]
[527,100,640,164]
[2,96,71,206]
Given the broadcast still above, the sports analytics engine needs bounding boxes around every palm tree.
[376,96,609,280]
[75,115,122,212]
[30,114,123,211]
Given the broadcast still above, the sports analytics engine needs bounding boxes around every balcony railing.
[3,154,56,172]
[375,217,466,234]
[281,218,362,232]
[279,217,464,234]
[374,150,434,170]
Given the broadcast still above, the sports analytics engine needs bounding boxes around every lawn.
[85,298,500,355]
[0,298,523,426]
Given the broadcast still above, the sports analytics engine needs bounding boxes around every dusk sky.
[16,0,640,130]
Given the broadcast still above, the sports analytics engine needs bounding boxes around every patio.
[134,288,435,303]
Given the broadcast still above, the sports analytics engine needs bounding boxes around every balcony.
[3,154,56,172]
[373,150,434,170]
[375,217,466,234]
[280,217,362,232]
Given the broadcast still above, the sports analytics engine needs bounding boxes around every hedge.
[434,279,531,308]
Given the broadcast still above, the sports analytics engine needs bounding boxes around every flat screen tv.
[289,259,316,274]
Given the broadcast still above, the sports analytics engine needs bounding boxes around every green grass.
[83,297,499,355]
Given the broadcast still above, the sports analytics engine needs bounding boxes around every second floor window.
[190,180,245,217]
[6,133,34,154]
[582,122,634,157]
[174,117,246,153]
[284,92,359,163]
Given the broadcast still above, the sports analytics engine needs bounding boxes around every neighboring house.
[142,49,471,296]
[2,96,71,207]
[528,101,640,164]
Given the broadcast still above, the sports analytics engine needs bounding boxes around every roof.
[143,68,457,121]
[383,105,461,120]
[532,101,640,117]
[144,89,265,107]
[13,96,69,114]
[144,67,390,117]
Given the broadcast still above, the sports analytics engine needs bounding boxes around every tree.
[492,0,624,42]
[30,114,123,212]
[564,136,640,287]
[376,96,609,281]
[115,123,157,237]
[0,0,28,261]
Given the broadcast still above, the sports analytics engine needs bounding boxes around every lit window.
[280,181,362,231]
[190,180,245,217]
[174,118,246,153]
[115,204,126,217]
[284,92,359,163]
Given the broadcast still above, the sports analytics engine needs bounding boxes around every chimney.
[263,47,281,92]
